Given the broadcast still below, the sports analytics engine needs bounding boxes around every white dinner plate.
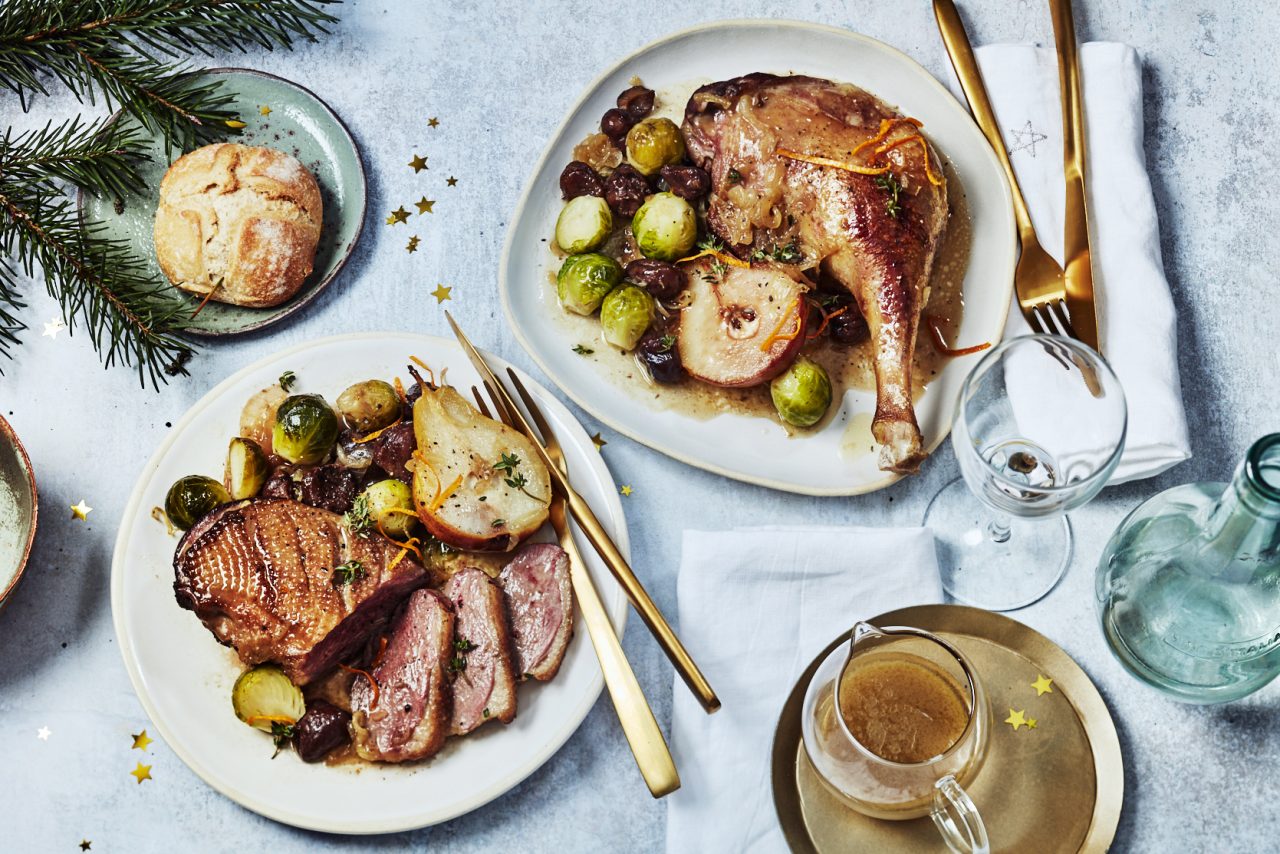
[110,333,628,834]
[501,20,1015,495]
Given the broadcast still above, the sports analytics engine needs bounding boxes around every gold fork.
[472,379,680,798]
[933,0,1085,343]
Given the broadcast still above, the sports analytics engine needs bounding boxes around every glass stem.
[987,512,1013,544]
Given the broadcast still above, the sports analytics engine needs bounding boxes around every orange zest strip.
[427,475,463,513]
[393,376,407,403]
[759,298,803,352]
[354,423,394,444]
[388,547,410,571]
[776,147,890,176]
[372,636,389,669]
[875,135,944,187]
[384,507,420,518]
[851,117,923,157]
[340,664,380,709]
[807,305,848,340]
[245,714,297,727]
[409,355,436,387]
[377,517,423,560]
[676,248,750,268]
[925,314,991,357]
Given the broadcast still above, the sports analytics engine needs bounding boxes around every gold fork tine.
[493,371,681,797]
[471,387,493,420]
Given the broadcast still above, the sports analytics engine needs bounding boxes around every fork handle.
[933,0,1036,243]
[566,490,722,714]
[563,517,681,796]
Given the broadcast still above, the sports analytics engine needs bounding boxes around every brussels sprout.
[770,358,833,427]
[335,380,401,434]
[625,117,686,176]
[224,437,269,500]
[555,195,612,254]
[600,285,655,351]
[356,478,416,538]
[273,394,339,464]
[165,474,231,531]
[556,253,623,315]
[232,664,305,733]
[632,192,697,261]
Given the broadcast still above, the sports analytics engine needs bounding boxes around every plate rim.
[77,65,369,338]
[498,18,1015,496]
[109,331,630,834]
[770,603,1123,853]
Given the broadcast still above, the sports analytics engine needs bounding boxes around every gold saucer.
[772,605,1123,853]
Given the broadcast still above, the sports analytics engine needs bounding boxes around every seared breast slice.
[173,498,430,684]
[351,588,455,762]
[498,543,574,681]
[443,568,517,734]
[684,73,949,472]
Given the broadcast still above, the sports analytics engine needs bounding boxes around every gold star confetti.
[37,726,50,740]
[406,235,420,254]
[415,196,436,215]
[259,105,272,115]
[1004,708,1027,731]
[1027,717,1038,730]
[446,176,458,187]
[430,284,452,304]
[132,730,153,751]
[428,117,440,128]
[70,500,93,521]
[620,485,633,496]
[386,206,410,226]
[409,153,428,173]
[591,432,607,451]
[130,762,152,784]
[1032,674,1054,696]
[80,842,91,851]
[42,317,66,339]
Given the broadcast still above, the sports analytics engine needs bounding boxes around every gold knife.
[445,311,722,714]
[1050,0,1101,353]
[499,376,680,798]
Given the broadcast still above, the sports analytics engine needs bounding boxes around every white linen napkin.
[961,42,1191,484]
[665,527,944,854]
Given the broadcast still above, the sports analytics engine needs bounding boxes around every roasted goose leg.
[684,74,949,472]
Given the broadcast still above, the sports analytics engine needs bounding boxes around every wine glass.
[923,335,1127,611]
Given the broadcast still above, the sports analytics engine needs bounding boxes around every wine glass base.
[923,477,1072,612]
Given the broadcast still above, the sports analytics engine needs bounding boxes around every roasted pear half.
[677,261,808,387]
[410,385,551,551]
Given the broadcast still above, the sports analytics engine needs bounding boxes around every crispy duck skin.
[173,498,432,684]
[684,73,949,472]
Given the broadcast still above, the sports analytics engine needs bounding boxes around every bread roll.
[154,143,323,308]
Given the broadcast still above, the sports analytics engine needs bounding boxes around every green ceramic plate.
[79,67,366,336]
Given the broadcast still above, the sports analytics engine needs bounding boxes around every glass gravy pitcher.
[801,622,991,853]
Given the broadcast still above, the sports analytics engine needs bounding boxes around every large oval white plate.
[111,333,628,834]
[501,20,1015,495]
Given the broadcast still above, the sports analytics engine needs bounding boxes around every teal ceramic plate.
[79,67,366,336]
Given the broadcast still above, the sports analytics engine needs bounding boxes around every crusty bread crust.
[154,143,323,308]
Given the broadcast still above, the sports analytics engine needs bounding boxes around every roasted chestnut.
[829,303,869,345]
[625,259,686,301]
[660,164,711,201]
[296,464,362,514]
[637,331,685,384]
[603,163,650,217]
[292,700,351,763]
[600,108,635,146]
[616,85,655,120]
[559,161,605,200]
[371,422,417,483]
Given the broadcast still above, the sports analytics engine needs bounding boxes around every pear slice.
[410,386,550,551]
[677,261,809,387]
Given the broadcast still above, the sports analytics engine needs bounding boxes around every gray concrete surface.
[1,2,1275,851]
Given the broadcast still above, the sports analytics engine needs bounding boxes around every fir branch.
[1,115,147,199]
[0,257,27,367]
[0,0,340,148]
[0,177,193,386]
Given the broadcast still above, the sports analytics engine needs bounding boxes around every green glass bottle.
[1097,434,1280,703]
